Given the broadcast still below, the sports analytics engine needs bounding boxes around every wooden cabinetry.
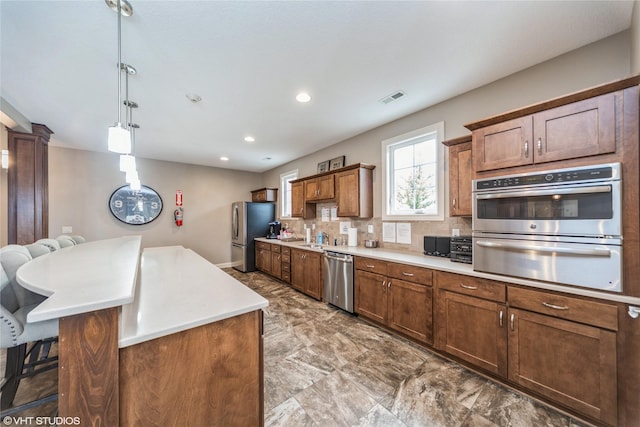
[470,92,617,172]
[255,241,272,274]
[290,248,322,300]
[251,188,277,203]
[355,257,433,344]
[291,181,315,219]
[335,166,373,218]
[281,247,291,284]
[270,245,282,280]
[290,163,374,219]
[7,124,53,245]
[442,135,472,217]
[435,272,507,377]
[305,175,335,201]
[507,287,618,425]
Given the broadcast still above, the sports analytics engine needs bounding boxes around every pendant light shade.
[109,124,131,154]
[119,153,136,172]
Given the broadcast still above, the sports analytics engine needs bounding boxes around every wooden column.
[7,123,52,244]
[58,308,119,426]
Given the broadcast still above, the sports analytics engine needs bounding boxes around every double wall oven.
[472,163,622,292]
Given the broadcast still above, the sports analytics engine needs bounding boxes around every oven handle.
[476,240,612,257]
[475,185,611,200]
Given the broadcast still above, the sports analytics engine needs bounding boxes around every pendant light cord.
[116,0,123,126]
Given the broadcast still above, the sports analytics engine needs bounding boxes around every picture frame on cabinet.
[317,160,330,173]
[329,156,345,170]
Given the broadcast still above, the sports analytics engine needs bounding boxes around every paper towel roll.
[305,228,311,243]
[348,228,358,247]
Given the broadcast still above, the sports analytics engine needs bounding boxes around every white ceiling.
[0,1,633,173]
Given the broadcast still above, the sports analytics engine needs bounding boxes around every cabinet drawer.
[282,272,291,283]
[388,263,433,286]
[281,255,291,264]
[508,287,618,331]
[355,257,388,275]
[255,241,271,251]
[271,245,281,254]
[281,247,291,256]
[436,271,506,302]
[282,263,290,272]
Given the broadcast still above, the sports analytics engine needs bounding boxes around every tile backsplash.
[280,203,471,254]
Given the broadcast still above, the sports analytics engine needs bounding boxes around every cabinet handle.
[382,280,386,289]
[387,280,391,290]
[510,313,515,331]
[499,310,504,327]
[460,284,478,290]
[452,198,456,209]
[366,264,375,269]
[537,137,542,154]
[542,302,569,310]
[524,141,529,158]
[402,272,415,277]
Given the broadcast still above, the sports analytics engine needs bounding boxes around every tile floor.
[1,269,589,426]
[226,269,589,427]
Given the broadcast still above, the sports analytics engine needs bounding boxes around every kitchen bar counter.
[17,235,141,322]
[256,237,640,305]
[120,245,268,347]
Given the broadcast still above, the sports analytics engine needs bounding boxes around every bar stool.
[34,239,61,252]
[0,245,58,416]
[55,235,76,248]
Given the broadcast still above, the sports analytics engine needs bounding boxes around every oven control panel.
[475,164,617,190]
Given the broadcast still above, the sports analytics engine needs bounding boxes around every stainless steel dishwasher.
[323,251,354,313]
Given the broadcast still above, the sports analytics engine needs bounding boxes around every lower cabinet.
[281,247,291,284]
[290,248,322,300]
[355,257,433,344]
[271,245,282,280]
[435,271,618,426]
[255,241,272,274]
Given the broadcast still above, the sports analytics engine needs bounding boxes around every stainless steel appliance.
[323,251,354,313]
[231,202,275,272]
[472,163,622,292]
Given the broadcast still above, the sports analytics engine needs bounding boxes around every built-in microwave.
[472,163,622,292]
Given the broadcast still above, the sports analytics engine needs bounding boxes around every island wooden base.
[119,310,264,426]
[58,308,120,425]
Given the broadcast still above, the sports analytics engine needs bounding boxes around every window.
[381,122,445,220]
[280,169,298,218]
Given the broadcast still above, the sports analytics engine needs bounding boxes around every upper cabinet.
[305,174,335,201]
[442,135,472,217]
[472,93,617,172]
[291,163,375,219]
[465,78,639,174]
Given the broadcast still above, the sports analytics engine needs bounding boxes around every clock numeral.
[114,200,123,208]
[151,202,159,209]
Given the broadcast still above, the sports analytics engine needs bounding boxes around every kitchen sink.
[300,243,324,249]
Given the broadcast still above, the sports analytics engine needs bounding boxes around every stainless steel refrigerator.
[231,201,275,272]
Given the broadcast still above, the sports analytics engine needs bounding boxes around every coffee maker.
[267,221,281,239]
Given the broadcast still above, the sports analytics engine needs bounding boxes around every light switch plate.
[452,228,460,237]
[62,226,73,234]
[367,224,374,233]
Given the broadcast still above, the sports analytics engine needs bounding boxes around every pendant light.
[107,0,133,154]
[119,63,137,173]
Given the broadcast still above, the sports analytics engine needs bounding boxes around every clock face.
[108,185,163,225]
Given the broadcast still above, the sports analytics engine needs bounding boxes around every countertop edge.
[255,237,640,305]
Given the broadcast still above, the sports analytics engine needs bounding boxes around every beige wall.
[633,1,640,74]
[48,147,262,264]
[0,126,7,246]
[262,31,632,251]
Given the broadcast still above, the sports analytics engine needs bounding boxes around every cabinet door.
[335,169,359,217]
[303,251,322,300]
[305,179,319,201]
[473,116,533,171]
[290,249,305,291]
[271,252,282,279]
[437,291,507,377]
[255,247,271,274]
[449,142,472,217]
[387,278,433,344]
[291,181,305,218]
[533,93,616,164]
[508,308,617,425]
[354,270,387,324]
[317,175,335,200]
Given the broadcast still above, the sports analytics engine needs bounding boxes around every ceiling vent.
[379,91,406,104]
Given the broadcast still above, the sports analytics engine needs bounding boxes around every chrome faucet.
[320,232,329,244]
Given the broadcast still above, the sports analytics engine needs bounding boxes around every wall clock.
[108,185,163,225]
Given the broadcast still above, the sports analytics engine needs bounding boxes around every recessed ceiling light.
[220,156,229,161]
[296,92,311,103]
[244,136,255,143]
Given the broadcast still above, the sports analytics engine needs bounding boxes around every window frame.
[279,169,298,219]
[381,122,445,221]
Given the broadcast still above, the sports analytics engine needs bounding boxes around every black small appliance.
[423,236,451,257]
[450,236,472,264]
[267,221,281,239]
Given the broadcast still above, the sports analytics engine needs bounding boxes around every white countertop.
[119,245,268,348]
[256,237,640,305]
[17,236,141,323]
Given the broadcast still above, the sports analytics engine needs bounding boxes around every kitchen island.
[17,237,267,426]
